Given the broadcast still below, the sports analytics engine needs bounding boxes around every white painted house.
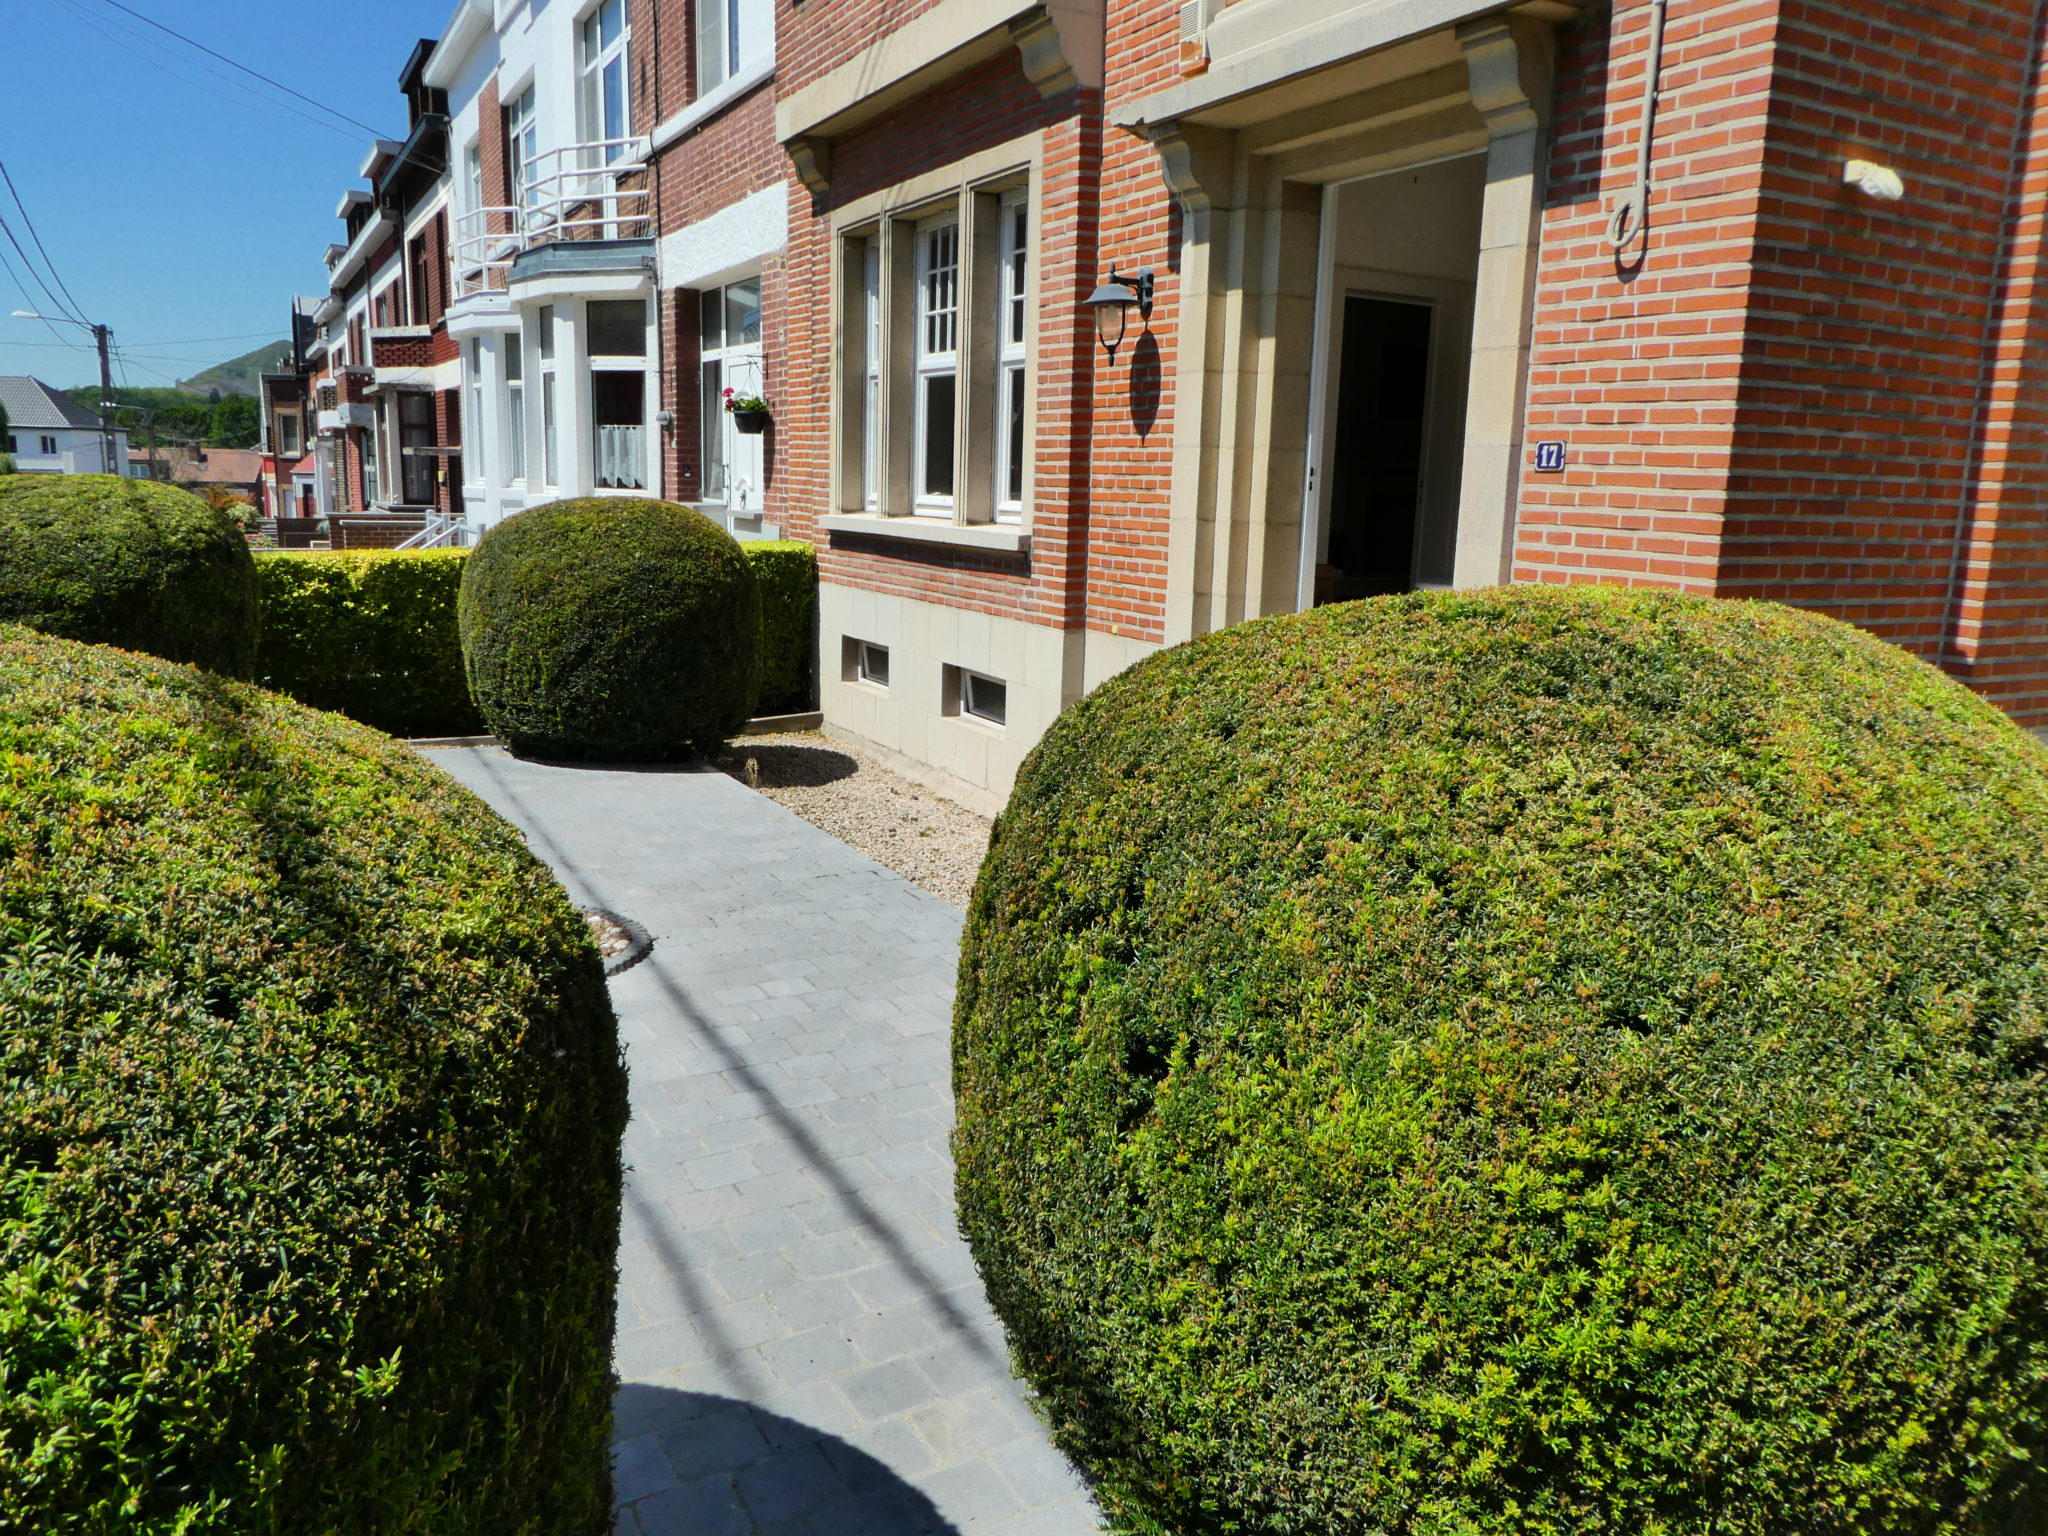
[0,376,130,475]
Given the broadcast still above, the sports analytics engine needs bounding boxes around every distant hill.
[177,341,292,398]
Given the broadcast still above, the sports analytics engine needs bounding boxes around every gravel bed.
[716,732,993,906]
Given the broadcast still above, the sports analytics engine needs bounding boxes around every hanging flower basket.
[724,387,771,435]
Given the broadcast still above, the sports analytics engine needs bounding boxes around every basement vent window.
[859,641,890,688]
[951,668,1007,728]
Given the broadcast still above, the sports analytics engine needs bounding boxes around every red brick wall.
[1719,0,2048,704]
[1513,0,2048,726]
[1514,0,1779,593]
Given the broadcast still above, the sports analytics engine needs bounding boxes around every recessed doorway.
[1302,153,1485,607]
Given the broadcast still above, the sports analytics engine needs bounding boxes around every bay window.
[837,171,1034,528]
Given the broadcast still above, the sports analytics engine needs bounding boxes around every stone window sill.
[820,514,1029,554]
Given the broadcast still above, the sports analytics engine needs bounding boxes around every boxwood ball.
[459,496,761,760]
[0,471,258,675]
[0,625,626,1533]
[954,588,2048,1536]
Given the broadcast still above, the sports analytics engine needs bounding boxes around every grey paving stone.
[613,1430,680,1505]
[425,748,1101,1536]
[840,1359,936,1422]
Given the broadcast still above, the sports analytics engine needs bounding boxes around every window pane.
[580,13,597,65]
[602,0,623,48]
[921,224,958,357]
[725,278,761,346]
[588,299,646,356]
[504,333,523,381]
[506,381,525,480]
[604,56,626,141]
[922,373,955,497]
[542,373,559,484]
[700,288,723,350]
[700,359,727,501]
[860,643,889,687]
[699,0,727,88]
[965,674,1007,725]
[1005,364,1025,505]
[538,306,555,361]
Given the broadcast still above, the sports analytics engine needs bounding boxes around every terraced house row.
[278,0,2048,806]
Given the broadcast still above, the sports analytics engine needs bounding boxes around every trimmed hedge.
[955,588,2048,1536]
[747,539,818,715]
[0,472,258,675]
[460,497,761,760]
[0,625,626,1534]
[255,548,481,737]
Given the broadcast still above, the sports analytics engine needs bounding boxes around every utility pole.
[94,322,116,475]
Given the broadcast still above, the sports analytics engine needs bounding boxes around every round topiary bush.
[460,497,762,760]
[955,588,2048,1536]
[0,472,258,675]
[0,625,626,1533]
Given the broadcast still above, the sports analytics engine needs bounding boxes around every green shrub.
[0,472,257,675]
[0,625,625,1534]
[746,538,817,714]
[255,548,481,737]
[460,497,761,760]
[0,451,15,475]
[955,587,2048,1536]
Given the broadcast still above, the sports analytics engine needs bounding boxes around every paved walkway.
[426,747,1102,1536]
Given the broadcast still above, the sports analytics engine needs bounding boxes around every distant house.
[0,377,130,475]
[128,445,266,504]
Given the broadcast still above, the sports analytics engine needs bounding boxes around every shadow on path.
[615,1385,960,1536]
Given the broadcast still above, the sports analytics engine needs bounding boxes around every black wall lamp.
[1086,266,1154,362]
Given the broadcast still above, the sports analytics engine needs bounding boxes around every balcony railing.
[595,424,646,490]
[452,139,651,299]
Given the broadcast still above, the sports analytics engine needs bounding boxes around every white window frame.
[861,240,881,510]
[913,216,960,516]
[538,305,559,489]
[588,297,651,492]
[699,276,763,510]
[578,0,632,160]
[465,139,484,216]
[466,339,487,483]
[994,189,1029,522]
[507,86,539,211]
[958,668,1007,728]
[698,0,772,93]
[502,332,526,483]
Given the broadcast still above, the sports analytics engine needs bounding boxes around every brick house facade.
[303,0,2048,803]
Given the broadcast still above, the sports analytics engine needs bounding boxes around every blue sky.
[0,0,449,392]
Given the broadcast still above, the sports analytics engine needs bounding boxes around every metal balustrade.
[451,138,651,300]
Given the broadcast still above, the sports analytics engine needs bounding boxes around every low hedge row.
[0,624,626,1532]
[255,549,481,737]
[254,539,815,737]
[745,540,818,715]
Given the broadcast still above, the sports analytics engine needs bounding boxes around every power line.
[0,210,81,326]
[76,0,391,140]
[0,215,82,345]
[48,0,364,141]
[0,160,87,322]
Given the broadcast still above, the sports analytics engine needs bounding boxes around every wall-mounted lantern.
[1087,267,1155,362]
